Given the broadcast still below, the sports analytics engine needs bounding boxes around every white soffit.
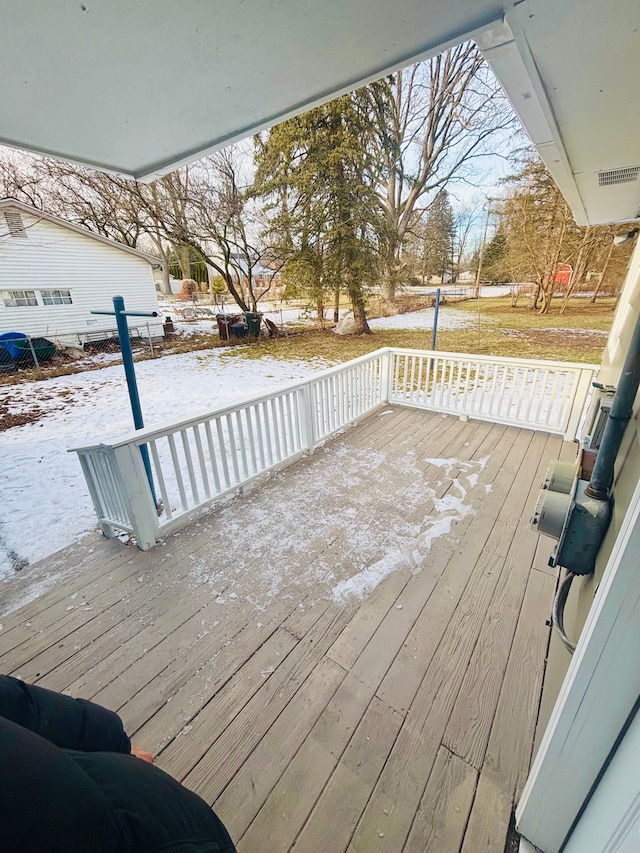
[0,0,504,179]
[1,1,639,225]
[481,1,640,225]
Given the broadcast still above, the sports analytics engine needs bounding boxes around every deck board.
[0,406,567,852]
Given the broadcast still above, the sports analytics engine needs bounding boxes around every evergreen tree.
[481,232,509,282]
[420,190,455,282]
[254,93,383,333]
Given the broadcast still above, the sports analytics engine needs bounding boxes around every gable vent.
[598,166,640,186]
[3,210,27,237]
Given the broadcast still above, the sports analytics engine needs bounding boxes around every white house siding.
[0,211,162,340]
[534,236,640,754]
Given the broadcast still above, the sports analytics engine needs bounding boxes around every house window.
[41,289,73,305]
[3,211,27,238]
[1,290,38,307]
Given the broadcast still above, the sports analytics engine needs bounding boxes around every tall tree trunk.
[205,263,217,302]
[333,282,340,323]
[590,240,614,303]
[347,266,371,334]
[352,303,371,334]
[560,228,592,314]
[539,282,554,314]
[382,239,401,300]
[159,262,171,295]
[149,237,172,295]
[174,243,191,279]
[529,282,541,310]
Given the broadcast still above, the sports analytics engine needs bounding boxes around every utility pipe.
[586,319,640,500]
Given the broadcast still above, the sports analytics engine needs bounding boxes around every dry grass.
[0,296,612,387]
[454,296,617,331]
[219,296,613,367]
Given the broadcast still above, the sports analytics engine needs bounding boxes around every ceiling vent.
[3,210,27,237]
[598,166,640,186]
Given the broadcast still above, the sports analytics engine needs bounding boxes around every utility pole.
[474,197,497,292]
[475,197,498,340]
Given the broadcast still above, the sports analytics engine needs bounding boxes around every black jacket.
[0,676,236,853]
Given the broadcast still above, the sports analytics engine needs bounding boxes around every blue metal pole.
[112,296,157,505]
[431,287,441,351]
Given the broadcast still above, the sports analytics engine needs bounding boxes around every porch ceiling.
[2,1,639,224]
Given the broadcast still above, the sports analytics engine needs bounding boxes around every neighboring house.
[252,265,283,297]
[0,199,163,341]
[207,251,284,302]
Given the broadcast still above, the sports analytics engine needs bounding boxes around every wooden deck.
[0,406,570,852]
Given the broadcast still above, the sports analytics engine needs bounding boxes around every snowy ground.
[0,350,334,581]
[159,296,482,337]
[158,299,323,335]
[368,306,471,331]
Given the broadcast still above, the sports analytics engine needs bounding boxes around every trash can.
[244,312,261,338]
[216,314,241,341]
[14,337,56,363]
[230,322,248,339]
[0,332,27,361]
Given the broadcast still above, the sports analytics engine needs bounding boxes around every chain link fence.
[0,323,161,381]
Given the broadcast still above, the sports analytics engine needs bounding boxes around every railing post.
[299,383,317,452]
[76,451,117,539]
[380,350,393,403]
[111,444,159,549]
[565,368,596,440]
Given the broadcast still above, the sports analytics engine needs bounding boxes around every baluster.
[254,404,267,470]
[462,359,472,412]
[235,410,249,478]
[245,406,258,474]
[545,371,562,426]
[534,370,550,423]
[478,362,490,415]
[556,371,574,431]
[488,363,501,416]
[269,398,282,461]
[524,369,540,423]
[226,413,241,481]
[278,395,289,457]
[167,433,188,511]
[505,366,519,422]
[262,400,274,464]
[215,417,231,487]
[181,429,200,504]
[192,426,210,500]
[150,439,172,519]
[204,421,222,494]
[402,353,409,400]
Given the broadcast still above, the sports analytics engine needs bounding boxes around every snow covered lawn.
[0,350,333,580]
[368,306,472,331]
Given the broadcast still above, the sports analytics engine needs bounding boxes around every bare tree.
[125,146,285,312]
[367,44,515,298]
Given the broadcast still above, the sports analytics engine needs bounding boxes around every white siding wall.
[0,211,161,339]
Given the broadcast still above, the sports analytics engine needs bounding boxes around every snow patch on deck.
[331,453,490,604]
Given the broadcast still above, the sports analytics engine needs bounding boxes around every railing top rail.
[69,346,599,454]
[386,347,599,372]
[69,347,389,453]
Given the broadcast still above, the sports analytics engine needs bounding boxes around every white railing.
[387,349,596,438]
[71,350,387,549]
[71,348,596,549]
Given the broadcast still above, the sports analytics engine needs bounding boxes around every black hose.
[552,570,577,654]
